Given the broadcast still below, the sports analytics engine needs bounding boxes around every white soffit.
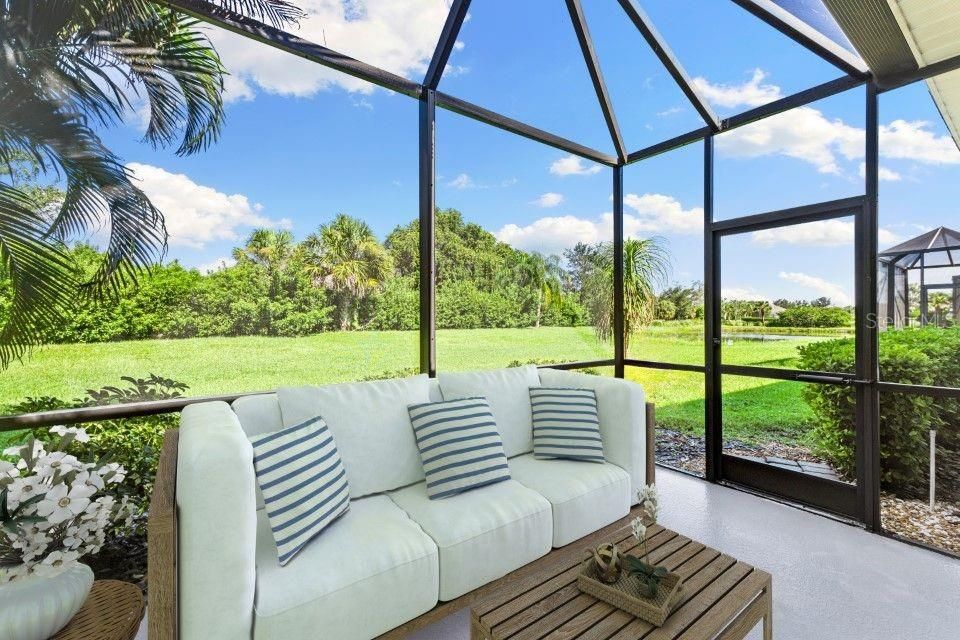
[887,0,960,149]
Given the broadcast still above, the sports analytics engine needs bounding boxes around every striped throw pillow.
[530,387,605,463]
[250,416,350,566]
[408,397,511,499]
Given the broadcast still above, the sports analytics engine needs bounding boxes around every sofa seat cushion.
[253,494,438,640]
[389,479,552,601]
[508,454,630,547]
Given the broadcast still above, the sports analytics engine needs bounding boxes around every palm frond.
[0,184,77,367]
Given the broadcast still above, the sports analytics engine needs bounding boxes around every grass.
[0,325,837,446]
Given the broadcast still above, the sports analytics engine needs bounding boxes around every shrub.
[772,306,851,328]
[369,278,419,331]
[10,375,187,530]
[799,327,960,492]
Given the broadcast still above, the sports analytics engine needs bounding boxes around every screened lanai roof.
[170,0,960,164]
[879,226,960,269]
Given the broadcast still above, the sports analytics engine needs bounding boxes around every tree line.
[0,209,671,345]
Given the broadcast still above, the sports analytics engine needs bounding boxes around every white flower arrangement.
[0,427,133,583]
[625,484,665,596]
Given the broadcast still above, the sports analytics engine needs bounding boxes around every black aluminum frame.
[0,0,957,555]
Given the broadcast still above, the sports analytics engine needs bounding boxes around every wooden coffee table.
[470,524,772,640]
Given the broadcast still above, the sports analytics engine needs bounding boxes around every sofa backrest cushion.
[437,365,540,457]
[277,375,431,498]
[232,393,284,437]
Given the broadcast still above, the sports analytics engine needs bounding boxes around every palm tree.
[929,292,951,327]
[755,300,772,326]
[585,237,670,351]
[515,252,563,328]
[0,0,302,366]
[302,214,393,330]
[234,229,295,272]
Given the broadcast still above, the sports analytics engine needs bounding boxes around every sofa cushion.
[253,495,438,640]
[530,387,605,463]
[232,393,283,438]
[509,453,631,547]
[437,366,540,457]
[389,479,552,600]
[537,369,647,501]
[408,397,511,499]
[277,375,431,498]
[251,416,350,566]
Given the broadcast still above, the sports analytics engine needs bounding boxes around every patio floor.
[135,467,960,639]
[407,467,960,640]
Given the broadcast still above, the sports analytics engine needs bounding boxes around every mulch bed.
[656,428,960,556]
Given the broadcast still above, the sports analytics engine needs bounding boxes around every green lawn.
[0,325,835,446]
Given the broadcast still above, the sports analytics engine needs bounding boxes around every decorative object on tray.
[0,427,134,640]
[589,542,622,583]
[577,484,683,627]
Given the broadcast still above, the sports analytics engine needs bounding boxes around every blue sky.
[96,0,960,306]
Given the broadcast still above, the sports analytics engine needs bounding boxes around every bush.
[369,278,419,331]
[799,327,960,492]
[772,306,851,328]
[10,375,187,530]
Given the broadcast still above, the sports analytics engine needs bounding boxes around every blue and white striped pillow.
[250,416,350,566]
[408,397,511,499]
[530,387,605,463]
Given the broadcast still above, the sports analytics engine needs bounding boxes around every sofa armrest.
[537,369,652,502]
[176,401,258,640]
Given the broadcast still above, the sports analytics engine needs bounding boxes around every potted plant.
[0,426,133,640]
[623,485,666,597]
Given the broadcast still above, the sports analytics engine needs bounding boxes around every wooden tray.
[578,557,683,626]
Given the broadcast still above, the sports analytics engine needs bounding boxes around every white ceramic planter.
[0,563,94,640]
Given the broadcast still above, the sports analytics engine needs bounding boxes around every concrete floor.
[140,468,960,639]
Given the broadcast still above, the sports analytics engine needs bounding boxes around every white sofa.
[172,366,648,640]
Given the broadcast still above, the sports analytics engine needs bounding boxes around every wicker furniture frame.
[147,403,656,640]
[52,580,146,640]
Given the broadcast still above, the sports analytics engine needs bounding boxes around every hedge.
[798,327,960,492]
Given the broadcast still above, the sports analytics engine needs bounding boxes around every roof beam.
[878,53,960,91]
[565,0,627,161]
[729,0,870,79]
[435,92,618,166]
[165,0,422,97]
[424,0,472,90]
[616,0,721,132]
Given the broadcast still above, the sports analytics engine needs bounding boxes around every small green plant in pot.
[623,485,665,598]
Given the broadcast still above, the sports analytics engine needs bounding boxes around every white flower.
[1,564,31,583]
[631,516,647,542]
[98,462,126,484]
[49,425,90,443]
[75,470,105,492]
[6,475,45,509]
[0,460,17,478]
[35,482,96,525]
[34,452,82,478]
[36,550,80,575]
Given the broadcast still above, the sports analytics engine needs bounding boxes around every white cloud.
[211,0,454,100]
[494,193,701,253]
[656,106,685,117]
[196,256,236,273]
[549,155,602,176]
[778,271,852,306]
[858,162,902,181]
[692,69,782,108]
[701,72,960,174]
[750,219,899,247]
[722,286,769,302]
[623,193,703,235]
[126,163,291,249]
[495,215,608,254]
[532,192,564,208]
[448,173,473,189]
